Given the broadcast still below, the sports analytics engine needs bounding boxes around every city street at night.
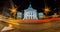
[0,0,60,32]
[0,16,60,32]
[0,20,60,32]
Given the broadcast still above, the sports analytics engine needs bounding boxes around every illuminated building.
[23,4,38,20]
[17,12,22,19]
[38,12,44,19]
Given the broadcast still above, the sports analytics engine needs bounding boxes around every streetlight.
[43,6,50,18]
[9,0,17,19]
[44,7,50,15]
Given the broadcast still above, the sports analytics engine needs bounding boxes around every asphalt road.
[0,21,60,32]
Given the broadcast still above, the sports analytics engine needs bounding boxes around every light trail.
[0,15,20,26]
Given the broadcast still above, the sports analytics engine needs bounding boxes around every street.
[0,20,60,32]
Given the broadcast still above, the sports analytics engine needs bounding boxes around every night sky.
[0,0,60,15]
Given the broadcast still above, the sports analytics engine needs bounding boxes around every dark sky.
[12,0,52,11]
[0,0,60,15]
[12,0,60,12]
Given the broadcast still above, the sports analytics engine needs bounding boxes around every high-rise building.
[23,4,38,20]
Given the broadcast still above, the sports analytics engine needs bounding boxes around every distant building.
[2,7,11,17]
[17,12,22,19]
[23,4,38,20]
[38,12,44,19]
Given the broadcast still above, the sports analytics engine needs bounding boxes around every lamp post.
[9,0,17,19]
[43,0,50,18]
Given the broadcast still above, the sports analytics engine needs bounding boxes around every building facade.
[17,12,22,19]
[23,4,38,20]
[38,12,44,19]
